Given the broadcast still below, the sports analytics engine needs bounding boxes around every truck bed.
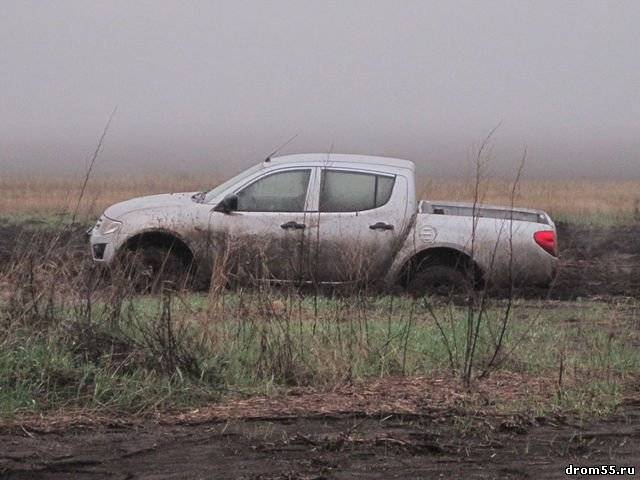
[419,200,550,225]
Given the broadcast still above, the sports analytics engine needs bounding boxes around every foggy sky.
[1,1,639,180]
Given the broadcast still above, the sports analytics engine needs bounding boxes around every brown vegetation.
[0,174,222,216]
[422,178,640,220]
[2,174,639,221]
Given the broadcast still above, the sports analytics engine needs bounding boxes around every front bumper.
[88,230,117,264]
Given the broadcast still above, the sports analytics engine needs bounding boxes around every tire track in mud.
[1,410,639,479]
[551,222,640,299]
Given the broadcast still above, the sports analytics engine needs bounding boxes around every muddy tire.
[407,264,472,298]
[120,245,192,293]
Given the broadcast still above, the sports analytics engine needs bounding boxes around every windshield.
[203,163,263,203]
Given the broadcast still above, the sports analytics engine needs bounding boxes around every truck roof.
[267,153,415,171]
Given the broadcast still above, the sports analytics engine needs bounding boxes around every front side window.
[236,169,311,212]
[320,170,395,212]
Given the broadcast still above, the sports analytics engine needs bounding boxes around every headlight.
[97,216,122,235]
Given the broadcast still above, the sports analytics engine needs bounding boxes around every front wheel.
[118,245,192,293]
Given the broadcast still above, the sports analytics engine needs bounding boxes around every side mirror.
[213,194,238,213]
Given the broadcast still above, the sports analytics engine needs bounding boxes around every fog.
[1,1,639,180]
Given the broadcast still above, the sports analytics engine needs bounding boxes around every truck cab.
[204,154,416,285]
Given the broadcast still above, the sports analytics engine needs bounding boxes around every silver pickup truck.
[89,154,558,293]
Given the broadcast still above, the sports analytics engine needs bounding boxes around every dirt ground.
[1,405,639,479]
[1,375,639,479]
[552,221,640,299]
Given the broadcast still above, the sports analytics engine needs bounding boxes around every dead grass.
[0,174,221,217]
[1,174,639,224]
[0,372,554,431]
[421,178,640,222]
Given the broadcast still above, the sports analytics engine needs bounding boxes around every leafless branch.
[71,107,117,223]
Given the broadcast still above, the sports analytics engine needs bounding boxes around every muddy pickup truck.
[89,154,558,293]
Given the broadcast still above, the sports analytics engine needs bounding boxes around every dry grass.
[0,174,221,217]
[1,174,639,223]
[421,178,640,221]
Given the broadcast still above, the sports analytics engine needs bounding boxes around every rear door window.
[319,170,395,212]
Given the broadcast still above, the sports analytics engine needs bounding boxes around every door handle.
[281,221,306,230]
[369,222,394,231]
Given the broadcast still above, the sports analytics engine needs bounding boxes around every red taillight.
[534,230,557,257]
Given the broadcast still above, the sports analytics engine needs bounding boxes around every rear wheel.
[407,263,473,298]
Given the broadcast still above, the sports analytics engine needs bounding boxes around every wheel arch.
[397,246,484,288]
[118,228,195,265]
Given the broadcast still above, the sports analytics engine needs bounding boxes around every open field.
[2,174,639,225]
[0,177,639,478]
[1,287,638,416]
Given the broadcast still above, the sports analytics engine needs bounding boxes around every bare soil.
[552,221,640,299]
[1,405,639,479]
[2,375,639,478]
[496,221,640,300]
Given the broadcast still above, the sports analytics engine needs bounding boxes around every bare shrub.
[417,130,549,388]
[0,223,225,412]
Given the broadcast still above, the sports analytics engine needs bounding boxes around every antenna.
[264,133,299,162]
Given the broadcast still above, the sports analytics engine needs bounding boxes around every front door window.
[236,170,311,212]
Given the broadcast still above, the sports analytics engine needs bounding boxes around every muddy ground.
[553,221,640,299]
[2,371,639,479]
[1,407,639,479]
